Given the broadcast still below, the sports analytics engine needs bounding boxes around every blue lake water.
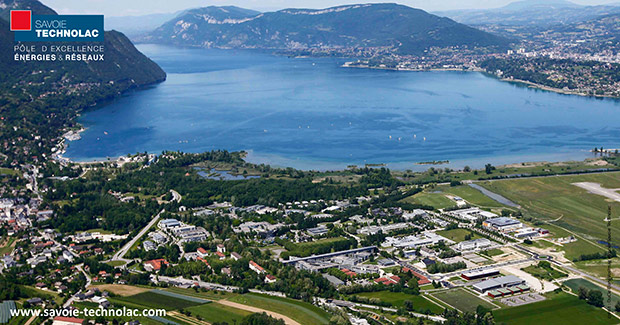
[64,44,620,170]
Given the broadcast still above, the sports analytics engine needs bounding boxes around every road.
[111,209,165,262]
[63,264,91,308]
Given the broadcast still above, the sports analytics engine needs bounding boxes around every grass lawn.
[354,291,444,314]
[436,228,481,243]
[562,239,607,261]
[480,248,504,257]
[113,290,206,310]
[105,260,127,267]
[438,185,509,208]
[563,278,620,310]
[186,302,251,324]
[521,262,567,281]
[431,288,496,312]
[19,285,63,305]
[164,287,238,301]
[493,292,616,325]
[401,192,456,210]
[229,293,331,325]
[574,258,620,279]
[478,172,620,246]
[0,237,16,255]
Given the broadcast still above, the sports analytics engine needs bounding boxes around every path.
[218,300,300,325]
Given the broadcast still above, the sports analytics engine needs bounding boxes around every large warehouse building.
[472,275,525,293]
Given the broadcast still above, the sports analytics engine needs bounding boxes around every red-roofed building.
[144,259,169,272]
[402,267,431,285]
[249,261,265,274]
[216,251,225,259]
[197,247,209,258]
[52,316,85,325]
[265,274,277,283]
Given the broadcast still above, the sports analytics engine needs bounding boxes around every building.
[52,317,85,325]
[231,252,242,261]
[461,269,500,281]
[449,208,497,222]
[383,232,452,249]
[483,217,522,232]
[144,259,169,272]
[472,275,525,293]
[217,244,226,253]
[197,247,209,258]
[143,240,156,251]
[455,238,493,251]
[265,274,277,283]
[514,228,539,238]
[249,261,265,274]
[307,225,329,237]
[158,219,181,230]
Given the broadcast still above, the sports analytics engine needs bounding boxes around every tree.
[587,290,604,307]
[578,287,588,300]
[485,164,495,174]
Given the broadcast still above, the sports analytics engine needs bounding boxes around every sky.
[42,0,620,17]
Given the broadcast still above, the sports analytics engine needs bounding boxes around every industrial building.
[472,275,525,293]
[461,268,500,280]
[482,217,523,232]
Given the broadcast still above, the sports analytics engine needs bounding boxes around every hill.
[436,0,620,27]
[141,3,510,55]
[0,0,166,164]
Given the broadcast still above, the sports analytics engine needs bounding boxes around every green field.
[522,262,567,281]
[0,237,16,255]
[105,260,127,267]
[563,278,620,310]
[436,228,481,243]
[164,287,239,301]
[113,290,206,310]
[401,192,456,210]
[431,288,496,312]
[493,292,616,325]
[228,293,331,324]
[354,291,444,314]
[479,173,620,246]
[186,302,252,324]
[437,185,509,209]
[480,248,504,257]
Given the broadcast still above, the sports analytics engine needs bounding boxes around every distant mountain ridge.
[141,3,510,54]
[436,0,620,26]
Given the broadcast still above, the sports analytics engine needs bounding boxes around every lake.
[64,44,620,170]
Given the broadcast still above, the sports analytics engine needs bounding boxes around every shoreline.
[342,63,618,99]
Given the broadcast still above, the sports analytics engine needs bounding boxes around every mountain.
[0,0,165,86]
[141,3,510,54]
[104,11,186,38]
[500,0,581,11]
[436,0,620,27]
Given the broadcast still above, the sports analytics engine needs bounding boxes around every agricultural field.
[563,278,620,310]
[430,288,496,312]
[354,291,444,314]
[401,192,456,210]
[112,290,206,310]
[478,172,620,246]
[186,302,252,324]
[493,292,616,325]
[88,284,150,296]
[436,228,481,243]
[228,293,331,324]
[164,287,238,301]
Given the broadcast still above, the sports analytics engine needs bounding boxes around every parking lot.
[501,292,546,306]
